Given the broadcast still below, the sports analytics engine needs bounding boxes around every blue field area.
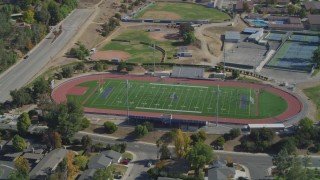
[100,87,113,99]
[265,32,286,41]
[290,34,320,43]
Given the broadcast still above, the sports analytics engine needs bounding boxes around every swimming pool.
[249,20,268,27]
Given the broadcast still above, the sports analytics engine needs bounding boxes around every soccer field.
[67,79,288,119]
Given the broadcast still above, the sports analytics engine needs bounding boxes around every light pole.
[216,85,220,126]
[153,43,156,74]
[126,80,129,122]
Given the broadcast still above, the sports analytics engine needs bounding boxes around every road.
[0,9,94,103]
[74,132,320,180]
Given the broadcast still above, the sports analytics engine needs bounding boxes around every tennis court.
[266,41,318,72]
[67,79,288,119]
[289,34,320,43]
[265,32,286,41]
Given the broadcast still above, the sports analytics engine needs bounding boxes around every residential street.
[75,132,320,180]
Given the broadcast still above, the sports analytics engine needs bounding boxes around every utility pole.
[216,85,220,126]
[223,46,226,74]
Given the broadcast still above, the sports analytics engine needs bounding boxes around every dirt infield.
[52,74,303,125]
[91,50,130,61]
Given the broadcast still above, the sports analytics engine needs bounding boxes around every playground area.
[52,74,293,122]
[266,40,318,72]
[133,2,230,22]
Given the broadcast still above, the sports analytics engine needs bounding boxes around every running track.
[51,74,302,125]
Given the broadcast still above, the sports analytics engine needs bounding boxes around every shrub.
[135,125,148,138]
[143,121,154,131]
[103,121,118,134]
[61,66,74,78]
[80,118,90,130]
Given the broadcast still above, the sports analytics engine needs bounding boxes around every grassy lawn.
[303,85,320,119]
[134,2,230,22]
[67,79,288,119]
[111,164,128,175]
[122,152,133,160]
[238,77,262,83]
[102,30,182,63]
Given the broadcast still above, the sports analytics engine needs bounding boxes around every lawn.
[67,79,288,119]
[303,85,320,119]
[111,164,128,176]
[134,2,230,22]
[102,30,181,63]
[122,152,133,160]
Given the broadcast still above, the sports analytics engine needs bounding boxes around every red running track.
[51,74,302,124]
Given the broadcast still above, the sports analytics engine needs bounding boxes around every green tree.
[143,121,154,131]
[183,32,195,44]
[12,135,27,152]
[215,136,225,147]
[186,142,214,176]
[312,47,320,68]
[32,78,51,99]
[117,61,126,72]
[159,143,171,160]
[190,130,207,145]
[80,118,90,130]
[175,129,186,158]
[134,125,148,138]
[45,100,84,142]
[232,70,240,79]
[273,149,293,178]
[81,135,92,150]
[61,66,74,78]
[243,2,251,13]
[14,156,30,175]
[228,128,241,140]
[179,23,194,35]
[23,9,35,24]
[287,4,298,15]
[241,128,275,152]
[8,171,29,180]
[298,8,307,18]
[74,155,88,170]
[103,121,118,134]
[17,112,31,136]
[48,1,63,25]
[92,167,113,180]
[10,88,32,107]
[273,137,296,154]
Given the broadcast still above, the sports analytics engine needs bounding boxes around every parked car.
[120,159,130,165]
[24,55,29,59]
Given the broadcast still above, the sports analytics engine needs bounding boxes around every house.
[88,154,112,169]
[78,169,97,180]
[101,150,122,163]
[29,148,68,180]
[303,1,320,14]
[268,23,304,31]
[176,47,192,57]
[224,31,241,43]
[235,1,253,13]
[307,15,320,30]
[207,160,236,180]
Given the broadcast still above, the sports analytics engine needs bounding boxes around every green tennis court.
[67,79,288,119]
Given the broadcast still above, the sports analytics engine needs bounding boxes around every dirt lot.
[91,50,131,61]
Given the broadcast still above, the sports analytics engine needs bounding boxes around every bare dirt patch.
[91,50,130,61]
[142,11,181,20]
[149,32,180,41]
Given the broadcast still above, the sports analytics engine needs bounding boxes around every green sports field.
[134,2,230,22]
[67,79,288,119]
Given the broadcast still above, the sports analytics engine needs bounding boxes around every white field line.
[135,107,202,113]
[150,83,208,88]
[249,88,251,116]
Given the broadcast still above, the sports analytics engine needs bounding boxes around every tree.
[174,129,185,158]
[48,1,63,25]
[183,32,195,44]
[92,166,113,180]
[134,125,148,138]
[273,137,296,154]
[273,149,292,177]
[143,121,154,131]
[17,112,31,136]
[114,13,121,19]
[228,128,241,140]
[287,4,298,15]
[215,136,225,147]
[32,78,51,99]
[67,151,78,180]
[54,132,62,148]
[14,156,30,175]
[61,66,74,78]
[159,143,171,160]
[81,135,92,150]
[298,8,307,18]
[117,61,126,72]
[92,143,104,152]
[179,23,194,35]
[190,130,207,145]
[23,9,35,24]
[74,155,88,170]
[45,100,84,143]
[103,121,118,134]
[186,142,214,176]
[12,135,27,152]
[8,171,29,180]
[232,70,240,79]
[10,88,32,107]
[299,118,314,131]
[312,47,320,68]
[241,128,275,152]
